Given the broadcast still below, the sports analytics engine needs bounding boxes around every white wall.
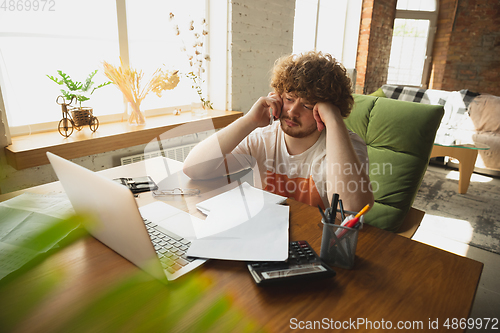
[229,0,295,113]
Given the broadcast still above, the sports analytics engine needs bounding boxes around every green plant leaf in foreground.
[50,268,265,332]
[0,214,265,333]
[0,214,89,331]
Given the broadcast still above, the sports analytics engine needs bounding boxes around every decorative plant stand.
[56,95,99,137]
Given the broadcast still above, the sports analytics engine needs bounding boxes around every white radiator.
[120,143,197,165]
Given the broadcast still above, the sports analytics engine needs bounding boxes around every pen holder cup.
[320,210,363,269]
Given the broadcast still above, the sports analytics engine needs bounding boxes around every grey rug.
[413,165,500,255]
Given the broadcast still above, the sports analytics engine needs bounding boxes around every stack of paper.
[187,182,289,261]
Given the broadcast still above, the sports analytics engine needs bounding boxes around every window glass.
[0,0,121,127]
[293,0,357,65]
[126,0,207,111]
[315,0,347,59]
[0,0,208,131]
[387,19,430,86]
[293,0,319,54]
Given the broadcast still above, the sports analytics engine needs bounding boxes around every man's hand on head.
[246,93,283,128]
[267,92,283,121]
[313,102,342,132]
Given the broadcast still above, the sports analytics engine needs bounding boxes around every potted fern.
[47,70,111,131]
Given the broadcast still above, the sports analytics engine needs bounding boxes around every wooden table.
[0,158,483,332]
[430,143,490,194]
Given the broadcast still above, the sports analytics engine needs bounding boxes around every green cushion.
[344,95,444,231]
[369,87,387,98]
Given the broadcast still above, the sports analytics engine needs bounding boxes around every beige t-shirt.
[231,121,369,209]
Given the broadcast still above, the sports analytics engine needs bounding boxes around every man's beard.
[279,116,317,138]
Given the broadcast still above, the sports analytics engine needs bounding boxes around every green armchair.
[344,94,444,233]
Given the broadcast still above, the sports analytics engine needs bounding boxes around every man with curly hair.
[183,51,373,212]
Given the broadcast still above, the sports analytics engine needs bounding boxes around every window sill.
[5,110,243,170]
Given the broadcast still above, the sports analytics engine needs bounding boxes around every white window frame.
[206,0,230,112]
[392,2,438,87]
[0,83,11,145]
[1,0,215,137]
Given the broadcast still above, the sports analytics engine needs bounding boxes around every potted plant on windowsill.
[47,70,111,136]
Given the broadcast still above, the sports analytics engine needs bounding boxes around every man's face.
[279,92,318,138]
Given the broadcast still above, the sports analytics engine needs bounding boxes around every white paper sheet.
[139,201,204,241]
[186,183,289,261]
[196,182,286,215]
[1,192,74,219]
[0,192,77,280]
[194,182,287,239]
[142,183,290,261]
[187,204,289,261]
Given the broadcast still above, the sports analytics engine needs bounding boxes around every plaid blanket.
[381,85,481,145]
[381,85,479,108]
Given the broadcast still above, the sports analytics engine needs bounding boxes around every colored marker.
[337,204,371,239]
[338,199,345,221]
[354,204,371,219]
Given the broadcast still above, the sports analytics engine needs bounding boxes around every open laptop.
[46,152,206,282]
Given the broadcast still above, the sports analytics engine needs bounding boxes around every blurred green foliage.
[0,214,265,332]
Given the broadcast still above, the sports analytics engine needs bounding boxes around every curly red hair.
[270,51,354,118]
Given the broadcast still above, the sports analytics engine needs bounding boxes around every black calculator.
[246,240,336,285]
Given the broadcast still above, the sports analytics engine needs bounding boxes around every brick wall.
[355,0,397,94]
[358,0,499,96]
[355,2,371,94]
[230,0,295,112]
[431,0,500,95]
[428,0,456,90]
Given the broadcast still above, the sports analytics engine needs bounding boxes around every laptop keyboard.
[144,219,196,274]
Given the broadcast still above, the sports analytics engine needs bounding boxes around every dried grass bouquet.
[103,59,180,124]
